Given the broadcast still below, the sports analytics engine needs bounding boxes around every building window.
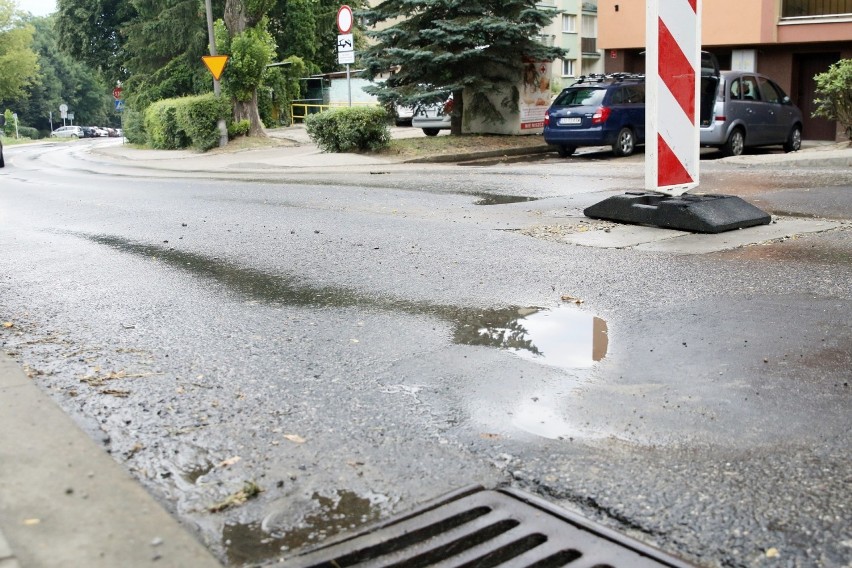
[562,14,577,33]
[782,0,852,18]
[581,14,597,37]
[562,59,576,77]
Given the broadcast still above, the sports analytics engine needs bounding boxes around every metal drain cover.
[280,485,695,567]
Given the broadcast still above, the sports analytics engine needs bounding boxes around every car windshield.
[553,88,606,107]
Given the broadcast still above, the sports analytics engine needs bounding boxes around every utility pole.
[204,0,229,148]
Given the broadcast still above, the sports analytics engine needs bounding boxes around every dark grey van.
[700,70,803,156]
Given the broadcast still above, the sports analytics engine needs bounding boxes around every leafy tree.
[56,0,136,81]
[268,0,317,71]
[813,58,852,141]
[216,0,276,136]
[120,0,216,110]
[0,0,39,101]
[359,0,564,135]
[1,15,112,132]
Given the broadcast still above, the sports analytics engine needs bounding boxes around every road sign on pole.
[645,0,701,196]
[337,6,355,107]
[202,55,230,81]
[337,5,353,34]
[113,86,123,100]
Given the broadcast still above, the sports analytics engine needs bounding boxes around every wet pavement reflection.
[223,490,382,565]
[78,233,607,370]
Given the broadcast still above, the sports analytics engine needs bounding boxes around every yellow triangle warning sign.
[202,55,229,81]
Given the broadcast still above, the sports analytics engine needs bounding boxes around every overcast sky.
[22,0,57,17]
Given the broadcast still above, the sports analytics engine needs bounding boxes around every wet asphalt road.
[1,140,850,567]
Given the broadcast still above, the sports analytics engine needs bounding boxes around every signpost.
[583,0,771,233]
[337,5,354,107]
[59,103,68,126]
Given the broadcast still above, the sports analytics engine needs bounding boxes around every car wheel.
[557,145,576,158]
[783,125,802,153]
[422,128,439,136]
[612,127,635,157]
[722,128,745,156]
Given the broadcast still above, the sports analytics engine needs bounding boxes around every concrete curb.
[0,353,222,568]
[404,145,553,163]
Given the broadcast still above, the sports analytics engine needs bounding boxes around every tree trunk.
[451,88,464,136]
[224,0,266,137]
[234,90,266,137]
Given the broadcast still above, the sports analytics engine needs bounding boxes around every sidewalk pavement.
[2,128,850,568]
[86,124,852,172]
[0,353,222,568]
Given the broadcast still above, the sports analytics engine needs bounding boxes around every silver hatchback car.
[700,70,803,156]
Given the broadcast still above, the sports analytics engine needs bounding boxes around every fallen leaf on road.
[218,456,241,468]
[208,481,262,513]
[561,294,584,304]
[766,548,780,558]
[284,434,306,444]
[23,518,40,526]
[2,322,13,328]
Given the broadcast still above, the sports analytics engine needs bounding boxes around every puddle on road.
[223,490,383,565]
[453,306,607,369]
[77,233,607,369]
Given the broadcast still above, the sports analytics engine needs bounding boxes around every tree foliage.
[359,0,565,135]
[120,0,214,109]
[56,0,135,80]
[813,58,852,141]
[1,15,111,132]
[0,0,39,101]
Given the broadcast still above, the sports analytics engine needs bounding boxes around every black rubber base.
[584,192,772,234]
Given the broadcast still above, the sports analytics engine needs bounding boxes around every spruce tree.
[359,0,565,135]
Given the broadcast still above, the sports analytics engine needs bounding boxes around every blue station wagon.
[544,74,646,157]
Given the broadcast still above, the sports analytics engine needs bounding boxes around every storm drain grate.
[280,485,696,568]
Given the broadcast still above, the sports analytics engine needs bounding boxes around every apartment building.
[537,0,605,91]
[598,0,852,140]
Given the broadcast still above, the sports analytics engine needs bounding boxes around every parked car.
[412,97,453,136]
[80,126,97,138]
[0,115,5,168]
[544,73,646,157]
[700,70,803,156]
[51,125,84,138]
[395,105,416,126]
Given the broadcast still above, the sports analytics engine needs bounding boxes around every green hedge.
[305,106,390,152]
[122,108,146,145]
[143,94,230,151]
[17,126,40,139]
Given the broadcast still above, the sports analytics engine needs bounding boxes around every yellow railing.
[289,101,377,125]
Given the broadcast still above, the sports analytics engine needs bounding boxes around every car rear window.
[553,88,606,107]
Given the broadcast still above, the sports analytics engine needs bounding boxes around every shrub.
[306,106,390,152]
[17,126,40,139]
[228,119,250,138]
[142,94,230,151]
[813,58,852,141]
[144,99,189,149]
[174,94,230,151]
[122,108,146,145]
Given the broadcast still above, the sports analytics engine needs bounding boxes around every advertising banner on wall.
[520,60,553,130]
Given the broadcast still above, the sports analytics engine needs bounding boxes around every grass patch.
[375,133,548,159]
[0,136,45,146]
[207,135,294,154]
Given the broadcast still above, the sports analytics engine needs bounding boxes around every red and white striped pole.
[646,0,702,196]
